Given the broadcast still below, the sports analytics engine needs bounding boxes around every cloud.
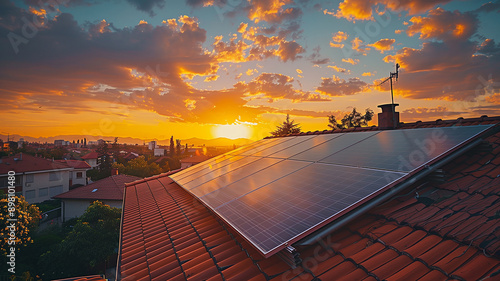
[247,0,302,24]
[342,58,359,65]
[328,0,452,22]
[214,25,305,63]
[330,31,348,48]
[362,72,373,76]
[400,106,467,121]
[245,73,329,102]
[474,1,500,13]
[405,8,477,41]
[308,46,330,64]
[327,65,350,74]
[316,76,367,96]
[126,0,166,16]
[485,93,500,104]
[376,8,500,102]
[351,37,370,55]
[368,38,395,53]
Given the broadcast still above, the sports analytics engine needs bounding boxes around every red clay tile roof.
[56,160,92,169]
[53,275,106,281]
[118,116,500,281]
[0,153,71,175]
[55,174,141,201]
[180,155,212,164]
[81,152,98,160]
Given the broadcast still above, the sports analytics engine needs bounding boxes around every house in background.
[56,160,91,187]
[0,153,72,204]
[54,174,140,221]
[81,151,98,169]
[180,154,212,169]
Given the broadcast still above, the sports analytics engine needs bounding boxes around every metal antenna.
[378,64,400,128]
[378,63,400,105]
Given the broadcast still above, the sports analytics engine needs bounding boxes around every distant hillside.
[0,134,253,147]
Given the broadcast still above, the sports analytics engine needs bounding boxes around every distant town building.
[0,153,72,203]
[54,139,65,146]
[154,148,165,157]
[81,152,99,169]
[148,141,157,150]
[54,174,140,221]
[17,138,24,148]
[56,160,91,186]
[180,155,212,169]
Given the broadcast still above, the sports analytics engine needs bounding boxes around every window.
[25,190,36,199]
[0,176,22,187]
[49,172,61,181]
[39,187,48,197]
[49,185,63,197]
[76,172,83,179]
[26,174,34,183]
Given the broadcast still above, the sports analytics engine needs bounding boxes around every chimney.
[111,168,119,176]
[378,103,400,130]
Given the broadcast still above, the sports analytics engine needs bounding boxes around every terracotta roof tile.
[54,174,141,200]
[0,153,71,175]
[118,116,500,280]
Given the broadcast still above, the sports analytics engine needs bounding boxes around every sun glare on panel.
[213,123,251,139]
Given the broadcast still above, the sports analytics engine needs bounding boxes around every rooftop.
[117,116,500,281]
[180,155,212,164]
[54,174,141,201]
[81,152,98,160]
[0,153,71,175]
[56,159,92,169]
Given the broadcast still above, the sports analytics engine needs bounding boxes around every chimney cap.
[378,103,399,108]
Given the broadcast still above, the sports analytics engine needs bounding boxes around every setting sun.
[213,123,252,139]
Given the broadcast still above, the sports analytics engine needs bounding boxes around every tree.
[328,108,374,130]
[184,143,188,155]
[0,195,40,255]
[83,138,87,147]
[96,141,111,177]
[176,139,181,157]
[38,201,121,280]
[113,156,162,178]
[169,136,175,158]
[270,114,301,137]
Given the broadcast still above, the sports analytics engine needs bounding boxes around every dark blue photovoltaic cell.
[177,155,259,187]
[184,157,278,192]
[214,163,406,254]
[251,136,316,157]
[199,159,311,208]
[169,124,494,258]
[320,126,492,172]
[290,131,379,162]
[268,134,343,159]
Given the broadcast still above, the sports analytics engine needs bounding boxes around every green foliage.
[328,108,374,130]
[113,156,162,178]
[270,114,301,137]
[38,201,121,280]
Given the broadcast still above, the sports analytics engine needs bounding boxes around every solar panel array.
[170,125,493,257]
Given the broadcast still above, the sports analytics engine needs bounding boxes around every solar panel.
[290,131,379,162]
[170,124,494,258]
[319,125,492,172]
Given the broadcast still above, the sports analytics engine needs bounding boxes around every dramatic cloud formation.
[329,0,452,21]
[316,76,367,96]
[380,8,500,101]
[245,73,329,102]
